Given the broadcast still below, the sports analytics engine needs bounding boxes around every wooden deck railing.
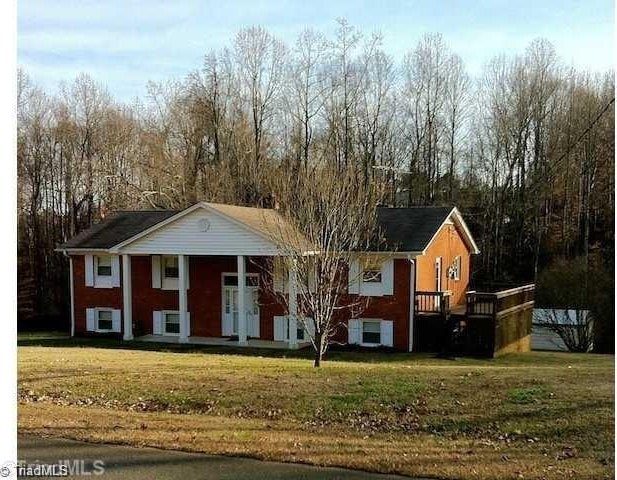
[466,284,535,317]
[415,291,450,315]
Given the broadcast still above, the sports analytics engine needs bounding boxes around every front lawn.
[18,339,614,479]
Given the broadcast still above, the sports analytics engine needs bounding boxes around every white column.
[237,255,247,345]
[288,264,298,348]
[69,256,75,337]
[178,254,188,343]
[122,254,133,340]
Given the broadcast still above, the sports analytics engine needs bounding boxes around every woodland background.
[17,21,615,349]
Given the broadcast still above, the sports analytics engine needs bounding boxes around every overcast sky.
[18,0,615,102]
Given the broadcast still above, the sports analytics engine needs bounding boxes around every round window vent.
[197,218,211,232]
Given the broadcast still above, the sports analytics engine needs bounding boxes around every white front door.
[222,274,260,337]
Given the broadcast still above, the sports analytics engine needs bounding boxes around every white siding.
[120,208,279,255]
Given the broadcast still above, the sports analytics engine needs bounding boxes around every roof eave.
[55,247,113,254]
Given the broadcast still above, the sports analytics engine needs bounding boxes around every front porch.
[118,252,303,348]
[136,334,311,350]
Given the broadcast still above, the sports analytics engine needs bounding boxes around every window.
[163,256,179,279]
[97,309,113,331]
[362,258,382,283]
[96,256,112,277]
[362,321,381,345]
[164,312,180,334]
[435,257,442,291]
[287,322,305,341]
[453,256,461,281]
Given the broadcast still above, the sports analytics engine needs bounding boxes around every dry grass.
[18,341,614,479]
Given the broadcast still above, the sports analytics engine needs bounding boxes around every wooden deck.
[413,285,535,357]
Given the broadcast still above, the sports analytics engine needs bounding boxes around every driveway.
[17,436,420,480]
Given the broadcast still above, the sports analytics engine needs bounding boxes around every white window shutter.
[85,255,94,287]
[273,315,287,341]
[381,259,394,295]
[348,319,361,345]
[151,256,161,289]
[348,259,360,294]
[303,317,315,340]
[112,309,122,333]
[86,308,95,331]
[381,320,393,347]
[153,311,162,335]
[111,256,121,287]
[186,312,191,337]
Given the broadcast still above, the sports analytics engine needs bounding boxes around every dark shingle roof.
[59,210,180,249]
[376,206,454,252]
[59,205,460,253]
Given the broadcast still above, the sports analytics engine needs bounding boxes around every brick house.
[58,202,481,352]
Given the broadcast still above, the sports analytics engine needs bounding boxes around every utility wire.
[532,96,615,191]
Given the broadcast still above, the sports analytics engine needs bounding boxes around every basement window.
[362,321,381,345]
[164,312,180,335]
[97,309,113,331]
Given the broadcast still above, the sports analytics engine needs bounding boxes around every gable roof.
[58,202,304,252]
[376,206,479,254]
[58,210,180,250]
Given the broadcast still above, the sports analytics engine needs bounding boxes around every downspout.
[63,251,75,337]
[407,256,416,352]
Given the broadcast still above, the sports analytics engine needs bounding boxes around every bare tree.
[234,27,287,173]
[265,165,384,367]
[286,29,329,170]
[443,53,470,201]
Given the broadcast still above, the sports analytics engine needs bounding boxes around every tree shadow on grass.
[17,331,443,364]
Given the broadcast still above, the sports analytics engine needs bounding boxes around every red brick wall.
[71,255,412,350]
[71,255,123,335]
[330,259,412,351]
[131,256,178,336]
[72,254,285,339]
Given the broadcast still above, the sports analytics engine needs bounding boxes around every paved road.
[17,436,419,479]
